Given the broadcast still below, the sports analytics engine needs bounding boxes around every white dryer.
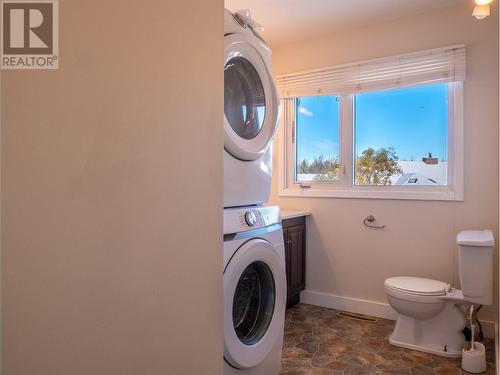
[223,205,286,375]
[224,9,280,208]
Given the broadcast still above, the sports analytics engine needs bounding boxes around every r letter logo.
[1,0,58,69]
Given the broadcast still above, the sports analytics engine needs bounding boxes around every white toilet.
[384,230,494,358]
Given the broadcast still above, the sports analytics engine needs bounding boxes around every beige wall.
[270,4,499,321]
[1,1,223,374]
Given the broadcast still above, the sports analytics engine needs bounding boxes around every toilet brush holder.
[462,342,486,374]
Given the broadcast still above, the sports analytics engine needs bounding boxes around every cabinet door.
[287,224,305,295]
[283,227,291,289]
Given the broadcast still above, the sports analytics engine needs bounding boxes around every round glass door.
[223,238,286,369]
[224,34,280,161]
[232,261,275,345]
[224,57,266,140]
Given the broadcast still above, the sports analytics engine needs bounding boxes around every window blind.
[276,45,466,98]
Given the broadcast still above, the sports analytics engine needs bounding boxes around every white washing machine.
[223,205,286,375]
[224,9,280,208]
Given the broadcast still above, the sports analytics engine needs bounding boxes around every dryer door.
[223,238,286,369]
[224,34,280,161]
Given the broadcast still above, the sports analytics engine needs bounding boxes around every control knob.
[244,211,257,227]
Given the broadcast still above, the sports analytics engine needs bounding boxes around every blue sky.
[296,95,340,162]
[296,83,448,162]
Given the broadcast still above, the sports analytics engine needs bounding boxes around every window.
[277,45,465,201]
[295,96,340,182]
[354,84,448,187]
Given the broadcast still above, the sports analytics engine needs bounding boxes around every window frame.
[277,82,464,201]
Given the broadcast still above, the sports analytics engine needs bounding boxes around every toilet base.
[388,300,466,358]
[389,337,462,358]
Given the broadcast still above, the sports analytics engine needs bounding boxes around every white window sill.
[279,187,463,201]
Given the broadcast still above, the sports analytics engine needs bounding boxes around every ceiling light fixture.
[475,0,492,5]
[472,4,491,19]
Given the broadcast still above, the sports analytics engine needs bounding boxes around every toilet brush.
[462,306,486,373]
[470,322,476,353]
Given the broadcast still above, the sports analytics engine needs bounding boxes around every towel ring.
[364,215,385,229]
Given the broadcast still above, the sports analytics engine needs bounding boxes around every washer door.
[224,239,286,369]
[224,34,280,161]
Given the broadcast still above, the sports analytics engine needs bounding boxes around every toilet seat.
[385,277,450,303]
[385,277,450,296]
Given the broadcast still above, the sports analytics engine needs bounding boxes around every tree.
[355,147,402,185]
[297,155,340,181]
[297,159,310,174]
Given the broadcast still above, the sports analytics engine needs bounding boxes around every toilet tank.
[457,230,494,305]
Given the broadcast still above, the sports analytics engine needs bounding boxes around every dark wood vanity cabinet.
[282,216,306,308]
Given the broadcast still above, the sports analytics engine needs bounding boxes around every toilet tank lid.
[457,230,494,247]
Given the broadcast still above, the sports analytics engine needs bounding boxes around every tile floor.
[280,304,495,375]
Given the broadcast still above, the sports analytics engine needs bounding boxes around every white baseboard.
[300,289,495,339]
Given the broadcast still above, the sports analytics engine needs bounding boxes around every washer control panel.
[224,206,280,235]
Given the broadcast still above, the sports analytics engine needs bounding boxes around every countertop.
[280,210,311,220]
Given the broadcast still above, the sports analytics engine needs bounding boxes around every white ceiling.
[225,0,469,47]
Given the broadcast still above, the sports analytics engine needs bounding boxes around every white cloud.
[313,139,338,154]
[298,106,314,117]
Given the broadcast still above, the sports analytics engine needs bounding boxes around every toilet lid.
[385,277,450,296]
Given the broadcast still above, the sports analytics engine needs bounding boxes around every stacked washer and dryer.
[223,9,285,375]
